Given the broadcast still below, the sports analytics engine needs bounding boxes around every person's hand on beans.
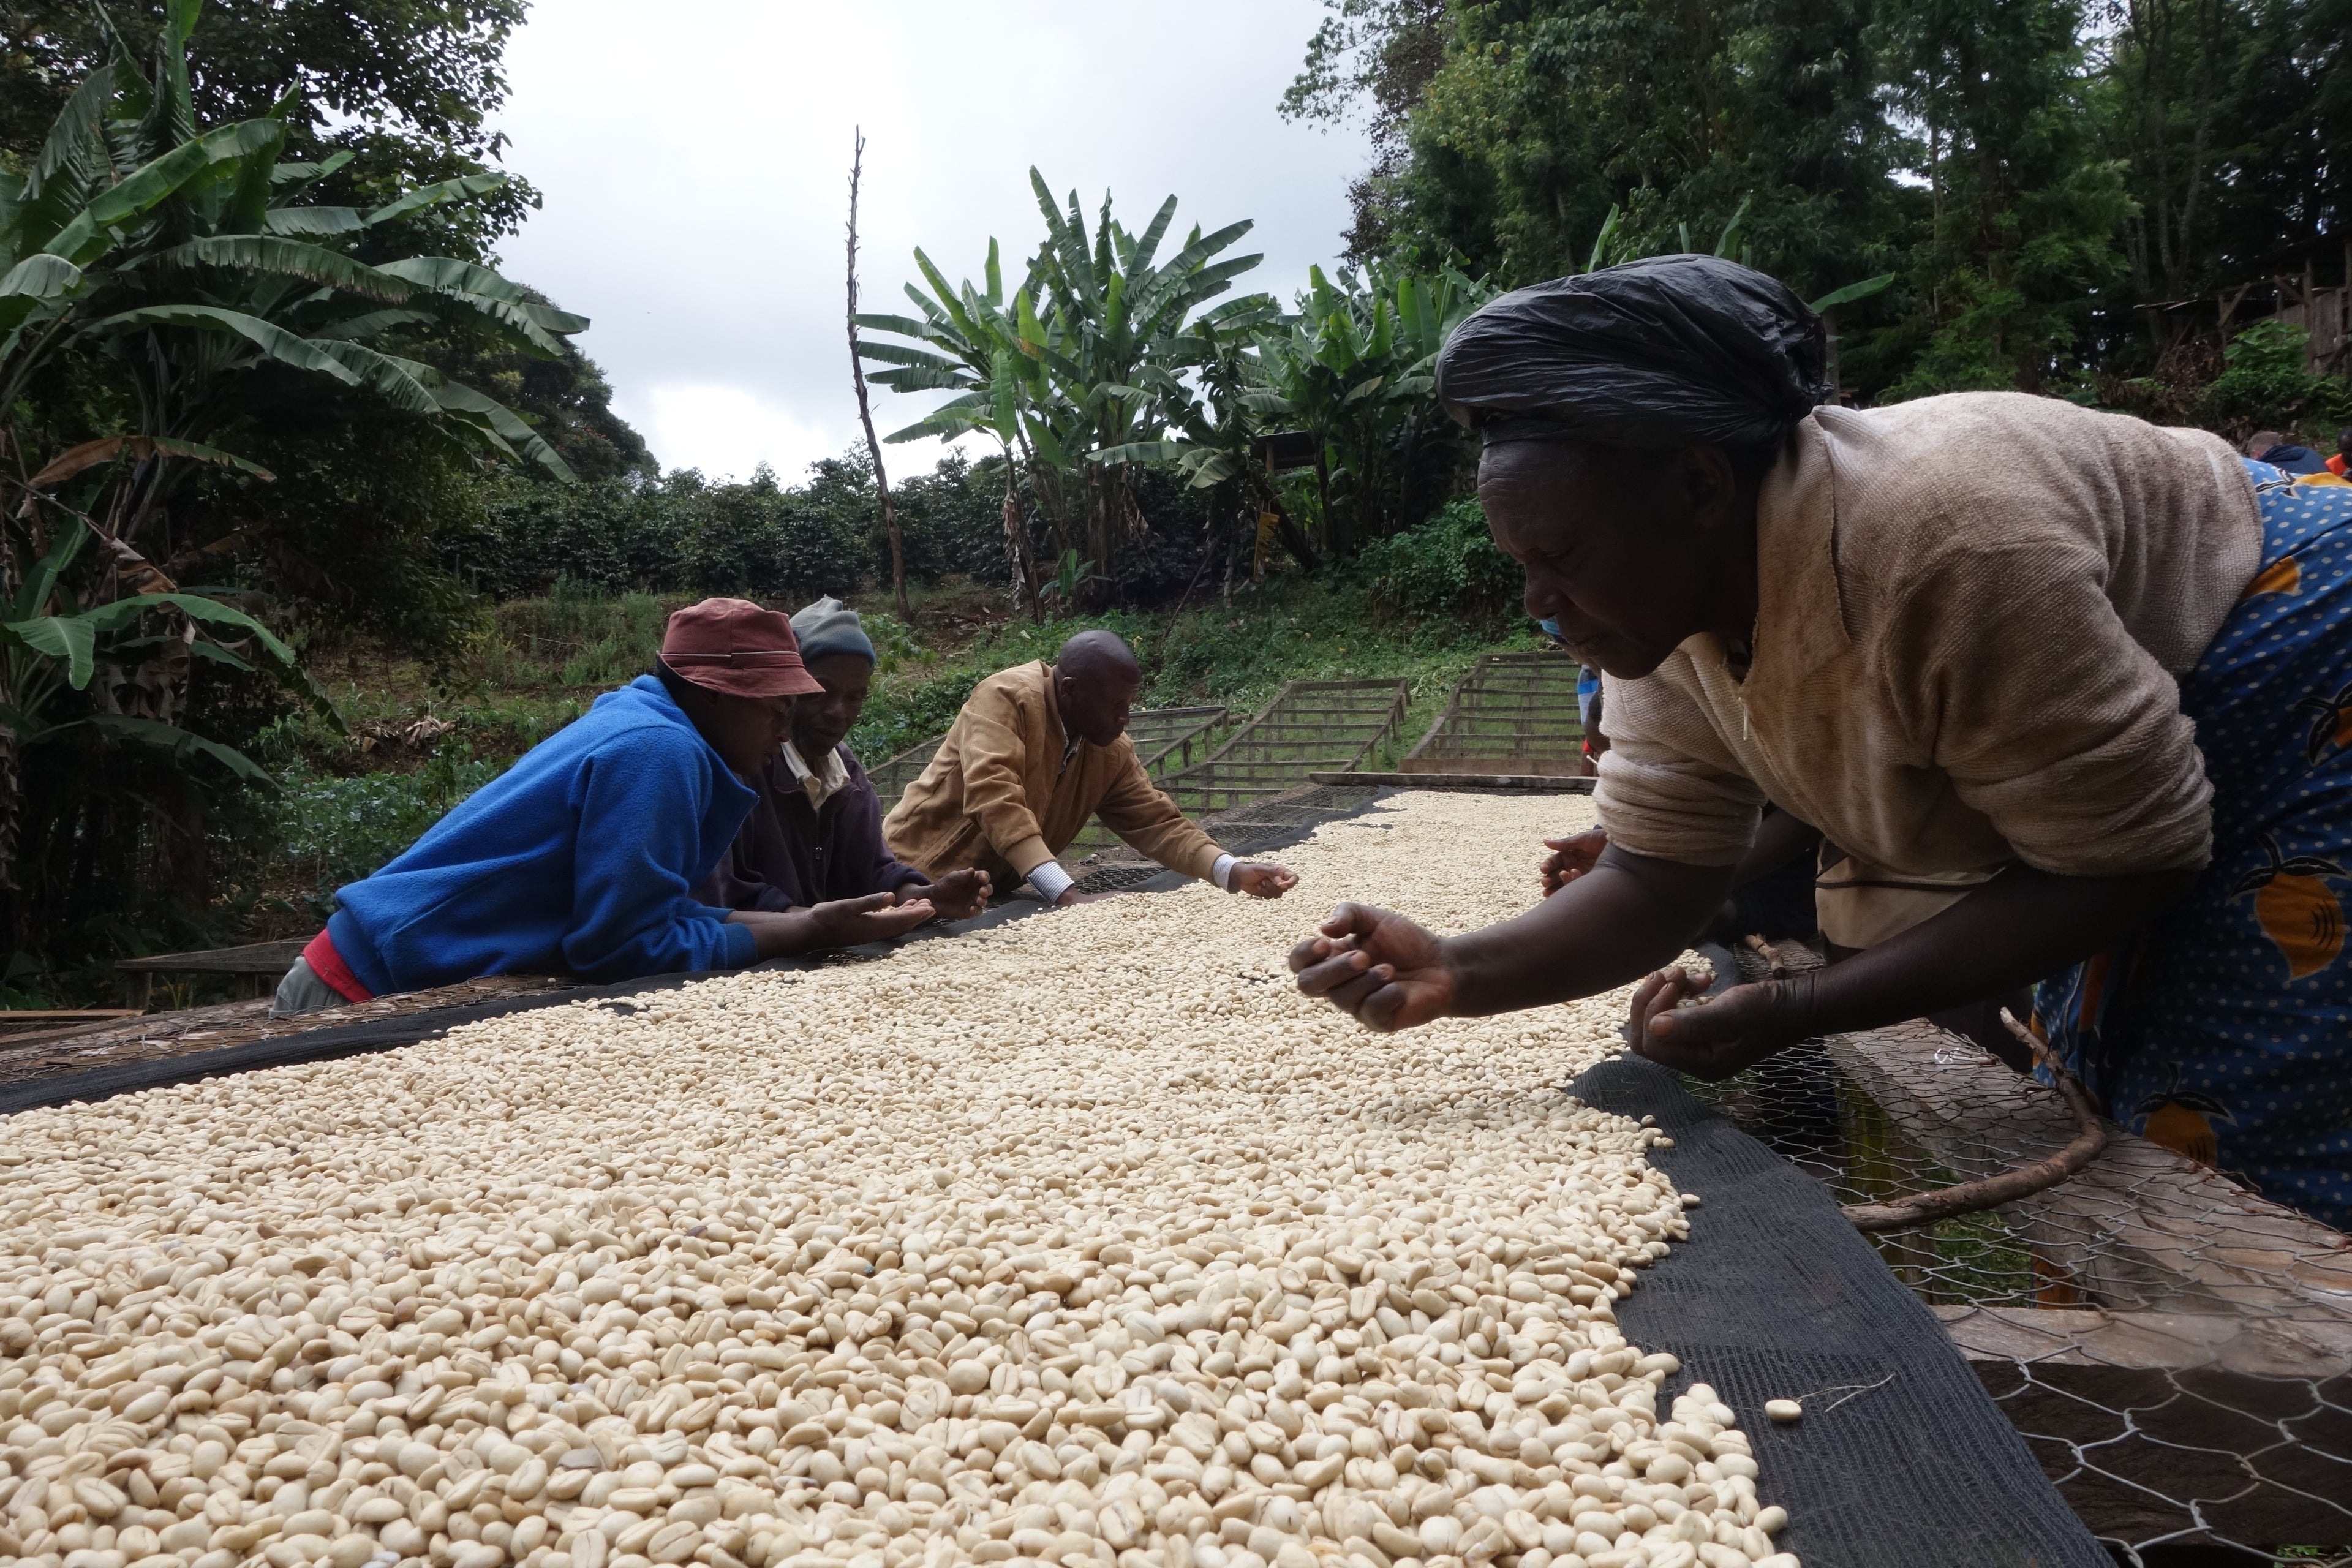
[905,869,990,921]
[1540,829,1610,897]
[1231,862,1299,899]
[807,891,935,942]
[1625,963,1818,1080]
[1289,902,1459,1032]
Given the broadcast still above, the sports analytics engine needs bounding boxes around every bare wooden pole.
[846,129,909,624]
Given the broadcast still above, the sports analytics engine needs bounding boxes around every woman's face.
[1479,440,1752,679]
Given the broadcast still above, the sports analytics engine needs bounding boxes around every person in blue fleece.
[268,598,939,1016]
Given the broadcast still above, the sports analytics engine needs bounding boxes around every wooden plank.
[118,938,312,975]
[0,1010,143,1036]
[1404,651,1586,775]
[1309,771,1595,793]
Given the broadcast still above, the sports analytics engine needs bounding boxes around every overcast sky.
[490,2,1373,483]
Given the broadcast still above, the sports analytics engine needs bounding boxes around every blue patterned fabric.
[2034,462,2352,1229]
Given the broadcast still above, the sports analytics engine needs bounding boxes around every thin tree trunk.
[846,129,910,624]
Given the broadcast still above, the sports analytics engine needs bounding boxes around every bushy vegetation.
[1359,498,1523,626]
[1282,0,2351,411]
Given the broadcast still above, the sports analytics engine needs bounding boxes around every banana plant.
[1017,171,1264,601]
[0,0,565,887]
[0,500,333,883]
[853,236,1056,615]
[1244,262,1493,554]
[0,0,581,538]
[858,172,1265,607]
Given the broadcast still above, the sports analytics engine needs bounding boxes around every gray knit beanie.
[788,596,876,663]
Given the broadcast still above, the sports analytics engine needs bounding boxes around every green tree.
[1,0,536,256]
[1291,0,1902,307]
[1879,0,2131,395]
[0,1,573,974]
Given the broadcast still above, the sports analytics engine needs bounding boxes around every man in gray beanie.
[694,597,992,925]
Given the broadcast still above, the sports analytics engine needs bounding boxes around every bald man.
[884,631,1297,905]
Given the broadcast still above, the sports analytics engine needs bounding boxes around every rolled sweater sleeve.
[1594,669,1768,867]
[956,681,1057,878]
[565,742,757,981]
[1887,537,2214,876]
[1094,745,1224,881]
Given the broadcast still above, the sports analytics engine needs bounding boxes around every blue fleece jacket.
[327,676,760,993]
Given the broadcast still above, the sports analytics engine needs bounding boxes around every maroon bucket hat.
[659,598,824,699]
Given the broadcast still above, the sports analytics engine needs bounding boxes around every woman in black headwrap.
[1288,255,2352,1228]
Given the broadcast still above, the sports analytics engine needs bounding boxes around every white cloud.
[490,0,1371,483]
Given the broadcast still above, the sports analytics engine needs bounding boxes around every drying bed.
[0,791,2091,1568]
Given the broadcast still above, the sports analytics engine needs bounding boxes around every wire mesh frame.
[1156,679,1412,817]
[867,731,948,807]
[870,707,1235,820]
[1073,783,1389,892]
[1402,650,1589,776]
[1673,968,2352,1564]
[1063,706,1235,853]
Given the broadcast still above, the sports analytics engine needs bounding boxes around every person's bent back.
[270,598,822,1014]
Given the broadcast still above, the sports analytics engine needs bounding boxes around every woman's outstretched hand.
[1540,828,1609,896]
[1288,902,1459,1033]
[1626,965,1818,1080]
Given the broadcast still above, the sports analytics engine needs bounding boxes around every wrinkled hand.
[1626,965,1816,1080]
[807,891,936,943]
[909,869,990,921]
[1229,862,1298,899]
[1541,829,1608,897]
[1055,887,1124,907]
[1288,902,1458,1033]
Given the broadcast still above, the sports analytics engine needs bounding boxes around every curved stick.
[1841,1010,2109,1234]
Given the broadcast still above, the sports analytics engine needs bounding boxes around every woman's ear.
[1678,444,1742,530]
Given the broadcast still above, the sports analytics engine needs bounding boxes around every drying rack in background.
[1400,649,1587,777]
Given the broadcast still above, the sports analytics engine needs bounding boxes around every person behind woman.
[1289,254,2352,1227]
[696,596,990,921]
[271,598,936,1016]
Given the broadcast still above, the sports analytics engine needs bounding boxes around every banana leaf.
[262,206,363,236]
[364,173,510,228]
[83,303,362,385]
[86,713,271,785]
[156,235,416,302]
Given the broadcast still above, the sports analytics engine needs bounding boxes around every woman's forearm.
[1446,846,1734,1016]
[1790,861,2201,1037]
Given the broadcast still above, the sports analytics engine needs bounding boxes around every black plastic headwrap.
[1437,254,1834,449]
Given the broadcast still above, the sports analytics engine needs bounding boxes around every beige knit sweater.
[1596,392,2262,878]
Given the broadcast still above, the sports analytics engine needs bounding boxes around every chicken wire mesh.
[1678,944,2352,1568]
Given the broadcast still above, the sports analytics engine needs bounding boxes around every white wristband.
[1212,853,1237,891]
[1026,859,1076,903]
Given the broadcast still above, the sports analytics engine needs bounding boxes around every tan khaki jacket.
[883,660,1223,886]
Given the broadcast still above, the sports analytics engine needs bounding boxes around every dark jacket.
[694,745,927,913]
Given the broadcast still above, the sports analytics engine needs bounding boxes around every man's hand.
[1288,902,1459,1033]
[1229,862,1298,899]
[1625,965,1816,1080]
[1541,829,1608,897]
[805,891,936,943]
[905,868,990,921]
[1054,887,1124,907]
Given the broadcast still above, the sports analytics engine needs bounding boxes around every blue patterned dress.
[2034,462,2352,1229]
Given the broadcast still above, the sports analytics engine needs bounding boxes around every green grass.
[848,572,1534,767]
